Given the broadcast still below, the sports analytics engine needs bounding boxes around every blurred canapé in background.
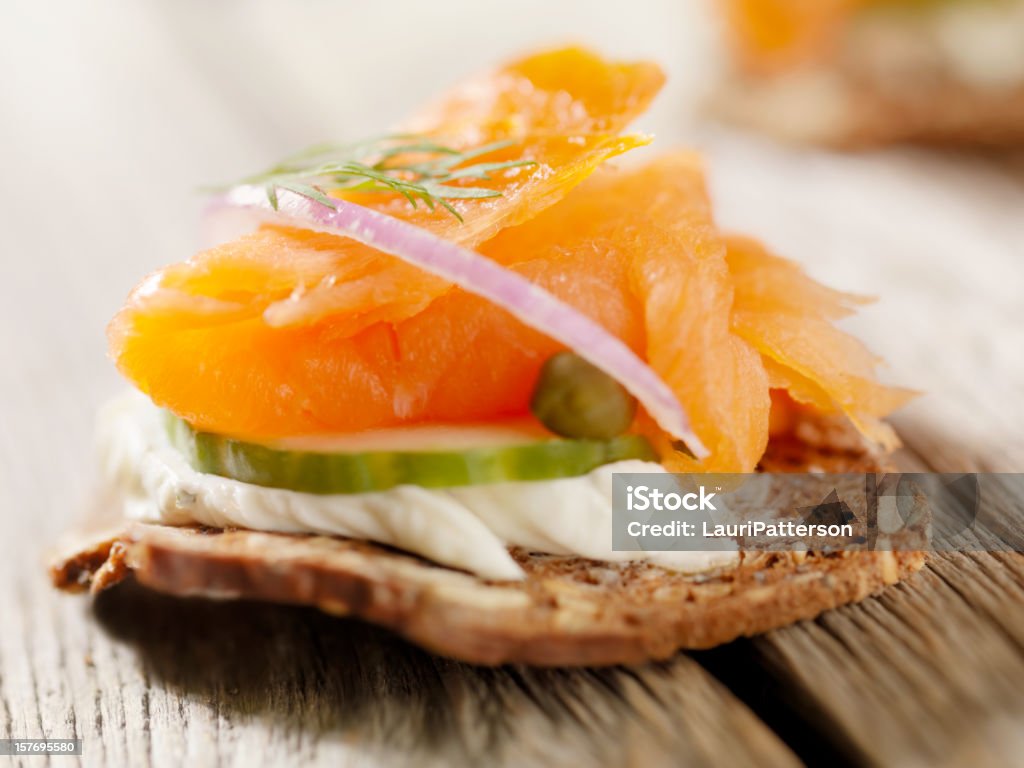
[712,0,1024,144]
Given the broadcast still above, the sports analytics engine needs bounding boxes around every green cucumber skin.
[165,413,658,495]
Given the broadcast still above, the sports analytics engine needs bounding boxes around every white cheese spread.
[97,392,739,581]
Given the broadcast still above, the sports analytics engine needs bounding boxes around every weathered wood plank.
[1,574,800,768]
[695,442,1024,768]
[701,553,1024,767]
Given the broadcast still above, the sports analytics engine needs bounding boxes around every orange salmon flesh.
[109,47,911,473]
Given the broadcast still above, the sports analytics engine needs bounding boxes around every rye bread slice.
[50,415,926,667]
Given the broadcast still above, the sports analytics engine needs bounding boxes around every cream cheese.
[97,392,738,581]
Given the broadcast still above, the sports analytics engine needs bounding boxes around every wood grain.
[699,551,1024,767]
[4,569,801,767]
[1,1,1022,766]
[697,437,1024,767]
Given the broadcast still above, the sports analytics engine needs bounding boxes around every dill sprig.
[224,134,535,223]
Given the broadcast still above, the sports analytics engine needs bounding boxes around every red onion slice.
[204,185,708,458]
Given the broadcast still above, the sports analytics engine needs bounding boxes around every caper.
[530,352,638,439]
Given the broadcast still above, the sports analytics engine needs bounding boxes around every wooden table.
[2,2,1022,765]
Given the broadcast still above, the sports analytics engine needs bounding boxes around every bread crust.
[51,417,926,666]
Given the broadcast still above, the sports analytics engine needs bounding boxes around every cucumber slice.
[165,414,658,494]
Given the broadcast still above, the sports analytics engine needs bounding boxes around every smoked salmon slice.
[404,46,667,140]
[725,235,914,448]
[113,153,772,471]
[109,47,910,472]
[149,47,662,333]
